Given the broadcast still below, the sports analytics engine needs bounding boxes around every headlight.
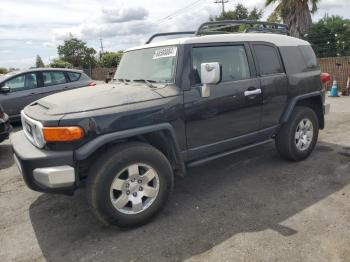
[32,125,46,148]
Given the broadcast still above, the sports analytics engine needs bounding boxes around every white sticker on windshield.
[153,47,177,59]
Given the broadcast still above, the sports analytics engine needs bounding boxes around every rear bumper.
[10,131,76,194]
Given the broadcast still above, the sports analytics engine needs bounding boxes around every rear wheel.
[275,106,319,161]
[86,142,174,227]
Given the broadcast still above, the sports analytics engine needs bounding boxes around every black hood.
[30,82,178,116]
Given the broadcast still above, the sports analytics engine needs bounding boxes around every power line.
[214,0,228,15]
[156,0,205,23]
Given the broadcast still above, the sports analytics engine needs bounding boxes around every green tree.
[265,0,321,38]
[267,11,282,23]
[305,15,350,57]
[209,4,262,33]
[49,58,73,68]
[35,55,45,68]
[0,67,8,74]
[212,4,262,21]
[99,51,123,68]
[57,37,97,68]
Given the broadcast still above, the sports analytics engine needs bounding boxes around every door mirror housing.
[1,86,10,93]
[200,62,221,98]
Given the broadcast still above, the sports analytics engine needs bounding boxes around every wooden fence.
[83,67,117,82]
[318,56,350,93]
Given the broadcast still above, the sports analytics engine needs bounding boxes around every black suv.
[11,21,330,227]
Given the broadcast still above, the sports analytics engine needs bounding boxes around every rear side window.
[42,71,67,86]
[253,44,283,75]
[192,45,251,84]
[299,45,318,69]
[67,72,81,82]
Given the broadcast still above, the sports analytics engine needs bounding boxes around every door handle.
[29,92,36,96]
[244,89,261,96]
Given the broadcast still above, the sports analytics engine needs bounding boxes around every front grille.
[21,111,44,148]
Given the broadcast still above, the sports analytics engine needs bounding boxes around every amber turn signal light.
[43,127,84,142]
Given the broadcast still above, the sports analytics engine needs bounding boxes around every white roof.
[126,33,310,52]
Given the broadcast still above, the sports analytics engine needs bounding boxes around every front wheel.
[86,142,174,227]
[275,106,319,161]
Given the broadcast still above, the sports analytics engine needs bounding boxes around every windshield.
[115,46,178,83]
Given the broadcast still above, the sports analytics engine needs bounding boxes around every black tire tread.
[86,142,174,227]
[275,106,319,161]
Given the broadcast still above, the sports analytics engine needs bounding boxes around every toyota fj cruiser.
[11,21,330,227]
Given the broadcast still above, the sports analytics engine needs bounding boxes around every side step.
[186,139,273,168]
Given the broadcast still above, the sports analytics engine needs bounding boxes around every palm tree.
[265,0,320,38]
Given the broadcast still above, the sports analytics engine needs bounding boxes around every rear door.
[251,43,288,129]
[0,72,39,118]
[184,43,262,158]
[34,70,70,100]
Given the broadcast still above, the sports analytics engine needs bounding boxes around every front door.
[184,44,262,159]
[0,72,39,118]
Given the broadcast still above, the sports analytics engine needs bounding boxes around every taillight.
[88,82,96,86]
[321,73,331,84]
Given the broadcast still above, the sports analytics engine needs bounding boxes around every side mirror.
[1,86,10,93]
[200,62,221,97]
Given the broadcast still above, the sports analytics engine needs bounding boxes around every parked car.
[11,21,330,228]
[0,68,94,121]
[0,104,11,143]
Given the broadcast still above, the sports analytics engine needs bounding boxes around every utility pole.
[99,37,104,59]
[99,37,104,54]
[214,0,228,15]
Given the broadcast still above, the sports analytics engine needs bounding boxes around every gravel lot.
[1,97,350,262]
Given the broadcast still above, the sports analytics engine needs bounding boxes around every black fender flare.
[74,123,186,175]
[280,91,324,124]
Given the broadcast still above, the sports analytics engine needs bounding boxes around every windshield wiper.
[117,78,131,84]
[133,79,157,88]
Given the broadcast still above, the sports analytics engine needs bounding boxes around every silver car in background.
[0,68,94,121]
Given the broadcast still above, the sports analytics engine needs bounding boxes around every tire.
[86,142,174,227]
[275,106,319,161]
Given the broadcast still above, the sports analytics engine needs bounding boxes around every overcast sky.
[0,0,349,68]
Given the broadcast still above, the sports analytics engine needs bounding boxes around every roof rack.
[145,31,196,44]
[145,20,289,44]
[196,20,289,36]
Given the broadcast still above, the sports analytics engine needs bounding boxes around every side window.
[42,71,67,86]
[299,45,318,69]
[67,72,81,82]
[253,44,283,75]
[192,45,251,84]
[5,73,37,92]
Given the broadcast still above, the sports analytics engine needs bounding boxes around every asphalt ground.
[0,97,350,262]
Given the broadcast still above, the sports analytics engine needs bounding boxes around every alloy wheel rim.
[295,118,313,151]
[110,163,160,215]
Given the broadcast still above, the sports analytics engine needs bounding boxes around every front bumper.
[10,131,76,194]
[0,113,12,142]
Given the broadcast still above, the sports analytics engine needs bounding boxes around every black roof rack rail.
[145,21,289,44]
[196,20,289,35]
[145,31,196,44]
